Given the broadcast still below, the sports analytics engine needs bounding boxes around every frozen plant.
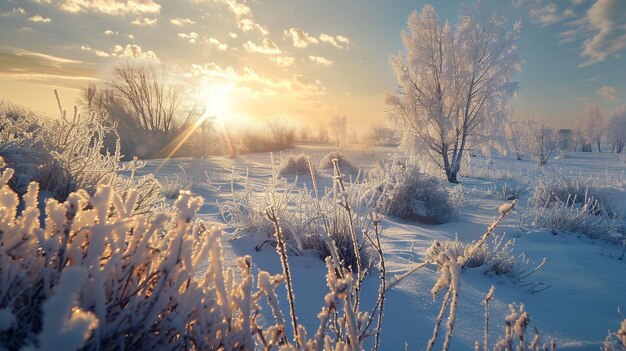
[368,160,463,224]
[604,316,626,351]
[522,195,620,240]
[278,153,315,177]
[160,165,192,199]
[319,151,357,175]
[0,167,381,350]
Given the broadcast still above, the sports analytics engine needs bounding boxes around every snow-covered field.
[139,144,626,350]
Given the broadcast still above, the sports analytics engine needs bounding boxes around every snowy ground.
[138,144,626,350]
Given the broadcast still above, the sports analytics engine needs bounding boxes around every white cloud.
[112,44,158,60]
[60,0,161,15]
[170,17,196,26]
[29,15,51,23]
[336,35,350,45]
[529,3,575,26]
[131,17,157,26]
[214,0,251,19]
[104,29,118,35]
[237,18,268,35]
[308,55,333,66]
[178,32,200,44]
[284,27,318,48]
[80,45,110,57]
[244,38,281,55]
[596,85,619,100]
[229,32,238,39]
[208,37,228,50]
[561,0,626,66]
[271,56,295,67]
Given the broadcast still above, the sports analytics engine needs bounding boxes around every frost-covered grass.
[219,157,376,272]
[368,160,463,224]
[522,170,624,241]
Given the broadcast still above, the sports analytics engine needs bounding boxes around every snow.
[136,143,626,350]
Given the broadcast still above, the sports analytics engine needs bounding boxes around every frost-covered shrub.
[531,171,621,215]
[521,194,620,240]
[0,169,375,350]
[0,98,164,213]
[319,151,357,174]
[159,166,192,199]
[525,171,623,240]
[426,234,521,277]
[278,153,314,177]
[368,161,463,224]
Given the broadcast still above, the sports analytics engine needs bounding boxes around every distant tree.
[504,121,526,160]
[582,103,604,152]
[106,61,198,133]
[267,118,296,149]
[328,114,347,147]
[317,124,329,143]
[607,105,626,153]
[298,125,309,141]
[364,124,387,147]
[525,120,559,165]
[385,4,521,182]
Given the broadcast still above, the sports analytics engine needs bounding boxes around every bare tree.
[267,117,296,149]
[525,120,559,165]
[328,114,347,147]
[106,61,198,133]
[385,5,521,182]
[607,105,626,153]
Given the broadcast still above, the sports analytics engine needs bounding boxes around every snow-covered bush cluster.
[0,98,164,213]
[278,153,314,177]
[319,151,357,175]
[427,234,520,277]
[367,160,463,224]
[220,156,376,272]
[523,171,624,240]
[0,168,380,350]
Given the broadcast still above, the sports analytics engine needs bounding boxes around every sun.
[199,81,236,124]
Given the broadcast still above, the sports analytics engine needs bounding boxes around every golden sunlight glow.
[199,81,236,124]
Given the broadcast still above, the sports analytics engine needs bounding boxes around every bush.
[319,151,357,175]
[368,161,463,224]
[521,195,620,240]
[524,171,624,241]
[531,171,621,217]
[278,153,314,177]
[0,98,164,212]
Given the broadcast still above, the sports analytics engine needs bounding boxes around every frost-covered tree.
[525,119,559,165]
[582,103,604,153]
[328,114,348,147]
[607,105,626,153]
[385,4,521,182]
[504,121,527,160]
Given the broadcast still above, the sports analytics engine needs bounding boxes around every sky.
[0,0,625,130]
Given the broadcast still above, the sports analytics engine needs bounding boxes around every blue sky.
[0,0,624,129]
